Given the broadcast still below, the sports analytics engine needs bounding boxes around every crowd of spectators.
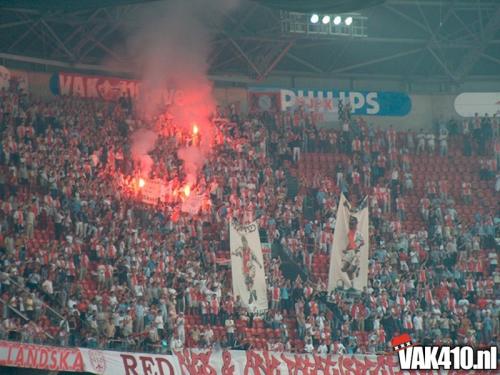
[0,83,498,356]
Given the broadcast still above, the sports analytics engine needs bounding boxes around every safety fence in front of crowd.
[0,340,496,374]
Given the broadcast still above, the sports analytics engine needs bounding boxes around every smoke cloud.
[127,0,239,183]
[130,129,158,177]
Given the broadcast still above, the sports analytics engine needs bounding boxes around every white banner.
[80,348,411,375]
[230,220,268,312]
[141,179,164,205]
[181,192,203,215]
[0,340,84,372]
[328,194,369,291]
[454,92,500,117]
[3,341,493,374]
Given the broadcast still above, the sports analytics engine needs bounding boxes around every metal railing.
[0,297,54,340]
[5,276,65,323]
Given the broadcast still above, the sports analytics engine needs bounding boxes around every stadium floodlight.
[310,14,319,24]
[345,16,353,26]
[322,15,331,24]
[333,16,342,25]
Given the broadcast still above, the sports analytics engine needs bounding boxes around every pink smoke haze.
[127,0,239,184]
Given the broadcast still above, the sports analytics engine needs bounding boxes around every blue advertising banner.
[248,87,412,120]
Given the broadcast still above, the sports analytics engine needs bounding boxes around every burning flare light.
[184,185,191,197]
[139,178,146,188]
[192,124,199,135]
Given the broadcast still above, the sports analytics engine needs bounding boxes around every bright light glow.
[322,15,331,24]
[184,185,191,197]
[138,178,145,188]
[310,14,319,24]
[333,16,342,25]
[192,124,199,135]
[345,16,353,26]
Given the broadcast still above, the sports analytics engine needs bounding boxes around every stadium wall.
[2,66,491,131]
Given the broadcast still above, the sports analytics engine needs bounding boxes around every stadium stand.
[0,81,498,358]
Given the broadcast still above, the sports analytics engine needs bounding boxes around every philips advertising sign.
[248,87,411,121]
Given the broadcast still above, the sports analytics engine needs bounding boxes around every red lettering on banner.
[73,351,84,371]
[221,350,235,375]
[122,354,139,375]
[14,345,24,366]
[370,355,398,375]
[39,348,48,368]
[156,357,175,375]
[244,351,281,375]
[324,355,339,374]
[343,356,377,375]
[57,73,140,100]
[7,342,13,363]
[176,349,216,375]
[59,74,73,95]
[86,78,99,97]
[281,354,304,373]
[26,346,37,368]
[120,354,175,375]
[59,350,69,369]
[323,99,334,111]
[295,97,306,108]
[73,77,85,97]
[304,355,321,375]
[140,356,156,375]
[50,350,59,370]
[279,354,334,375]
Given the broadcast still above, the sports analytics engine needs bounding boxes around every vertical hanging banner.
[230,220,268,312]
[328,194,369,291]
[0,65,29,91]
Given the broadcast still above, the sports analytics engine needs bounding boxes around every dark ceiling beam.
[385,0,497,9]
[480,53,500,66]
[88,36,125,63]
[257,40,293,80]
[426,47,457,81]
[210,45,263,72]
[7,18,40,51]
[40,19,76,61]
[449,10,481,42]
[61,9,103,47]
[221,2,259,36]
[383,4,430,36]
[77,6,132,62]
[0,19,34,29]
[331,48,424,73]
[2,52,500,86]
[228,37,261,77]
[454,4,500,80]
[78,23,121,62]
[285,53,324,74]
[229,34,477,48]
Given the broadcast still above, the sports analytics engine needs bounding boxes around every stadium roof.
[1,0,499,84]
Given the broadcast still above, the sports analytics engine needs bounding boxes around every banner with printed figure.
[328,194,369,291]
[0,65,29,91]
[230,220,268,312]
